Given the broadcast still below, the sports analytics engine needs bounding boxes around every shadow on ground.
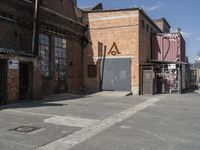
[0,93,86,110]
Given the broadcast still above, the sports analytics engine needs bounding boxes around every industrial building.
[0,1,188,104]
[83,5,187,95]
[0,0,85,104]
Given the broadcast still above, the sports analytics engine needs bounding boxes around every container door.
[0,60,7,104]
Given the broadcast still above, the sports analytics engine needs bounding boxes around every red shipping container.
[152,33,186,62]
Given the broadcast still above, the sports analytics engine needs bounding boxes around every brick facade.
[7,68,19,103]
[0,0,85,104]
[83,8,163,94]
[0,1,178,103]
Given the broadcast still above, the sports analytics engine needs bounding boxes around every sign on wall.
[168,64,176,69]
[107,42,121,56]
[8,60,19,70]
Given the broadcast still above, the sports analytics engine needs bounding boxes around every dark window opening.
[151,27,153,33]
[146,24,149,32]
[141,20,145,29]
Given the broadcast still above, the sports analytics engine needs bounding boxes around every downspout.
[31,0,39,54]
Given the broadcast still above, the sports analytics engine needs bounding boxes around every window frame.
[54,36,67,81]
[38,33,51,78]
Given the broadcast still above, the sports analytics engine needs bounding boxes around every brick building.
[83,7,174,94]
[0,0,85,104]
[0,1,187,104]
[82,4,187,95]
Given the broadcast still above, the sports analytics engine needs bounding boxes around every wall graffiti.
[164,69,178,93]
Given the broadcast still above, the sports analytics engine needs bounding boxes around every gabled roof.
[81,3,103,11]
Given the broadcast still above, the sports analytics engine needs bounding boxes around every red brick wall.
[41,0,77,20]
[32,61,42,100]
[7,67,19,103]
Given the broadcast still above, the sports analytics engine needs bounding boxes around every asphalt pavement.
[0,92,199,150]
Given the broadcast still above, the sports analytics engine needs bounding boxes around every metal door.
[101,59,115,91]
[101,58,131,91]
[143,69,153,94]
[0,60,7,104]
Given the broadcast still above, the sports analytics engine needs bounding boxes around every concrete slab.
[44,116,99,127]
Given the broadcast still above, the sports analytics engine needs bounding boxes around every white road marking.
[37,96,165,150]
[44,116,99,128]
[3,109,99,128]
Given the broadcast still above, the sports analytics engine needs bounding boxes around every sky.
[77,0,200,63]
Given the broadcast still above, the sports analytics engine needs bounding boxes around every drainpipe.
[31,0,39,54]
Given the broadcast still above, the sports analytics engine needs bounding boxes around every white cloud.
[197,37,200,41]
[140,2,162,12]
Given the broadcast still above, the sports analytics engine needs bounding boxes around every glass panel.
[38,33,50,77]
[54,37,67,81]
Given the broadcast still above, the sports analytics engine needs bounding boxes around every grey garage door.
[101,58,131,91]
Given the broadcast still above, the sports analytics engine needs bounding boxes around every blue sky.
[77,0,200,63]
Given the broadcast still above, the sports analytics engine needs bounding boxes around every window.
[39,33,50,77]
[141,20,145,29]
[54,37,67,81]
[151,27,153,33]
[146,24,149,32]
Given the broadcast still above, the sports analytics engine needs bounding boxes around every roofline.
[85,7,162,32]
[84,7,140,13]
[153,18,171,28]
[81,3,103,11]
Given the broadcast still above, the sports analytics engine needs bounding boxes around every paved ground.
[0,92,200,150]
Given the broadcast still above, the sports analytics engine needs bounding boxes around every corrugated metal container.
[152,33,186,62]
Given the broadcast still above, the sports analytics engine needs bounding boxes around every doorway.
[0,60,7,105]
[101,58,131,91]
[19,63,33,100]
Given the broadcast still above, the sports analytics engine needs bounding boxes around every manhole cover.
[10,126,40,133]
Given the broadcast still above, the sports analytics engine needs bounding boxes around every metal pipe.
[31,0,39,54]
